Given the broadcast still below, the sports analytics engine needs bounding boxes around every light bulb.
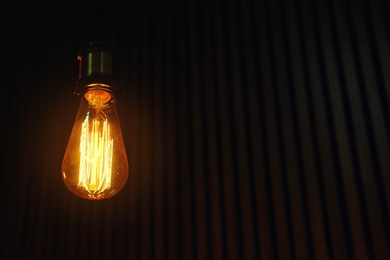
[62,43,128,200]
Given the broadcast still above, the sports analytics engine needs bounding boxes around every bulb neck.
[75,42,118,98]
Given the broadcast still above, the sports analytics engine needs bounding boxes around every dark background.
[1,0,390,259]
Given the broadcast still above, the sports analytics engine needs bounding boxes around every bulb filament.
[78,114,113,197]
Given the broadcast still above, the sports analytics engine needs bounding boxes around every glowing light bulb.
[62,43,128,200]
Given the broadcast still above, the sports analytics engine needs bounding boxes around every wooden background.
[1,0,389,259]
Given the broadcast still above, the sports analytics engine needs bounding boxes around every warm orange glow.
[62,89,128,200]
[85,89,111,106]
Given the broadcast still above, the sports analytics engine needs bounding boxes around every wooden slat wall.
[1,0,389,259]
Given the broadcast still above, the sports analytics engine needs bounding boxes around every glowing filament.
[78,115,113,194]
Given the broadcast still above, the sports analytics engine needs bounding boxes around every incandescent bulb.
[62,43,128,200]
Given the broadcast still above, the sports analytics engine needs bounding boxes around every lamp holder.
[74,42,119,99]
